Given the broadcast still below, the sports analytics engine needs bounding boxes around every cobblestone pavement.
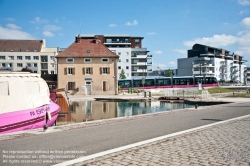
[71,116,250,166]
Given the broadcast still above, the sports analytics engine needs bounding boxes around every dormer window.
[19,49,21,52]
[2,49,5,52]
[26,49,29,52]
[66,58,74,63]
[87,50,91,53]
[102,58,109,63]
[34,50,37,52]
[84,58,92,63]
[10,50,13,52]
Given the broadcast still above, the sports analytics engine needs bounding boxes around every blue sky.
[0,0,250,70]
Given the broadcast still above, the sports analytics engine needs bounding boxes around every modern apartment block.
[246,67,250,84]
[78,34,153,79]
[178,44,247,83]
[0,39,58,74]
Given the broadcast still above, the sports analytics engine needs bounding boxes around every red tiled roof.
[0,40,43,52]
[56,39,118,58]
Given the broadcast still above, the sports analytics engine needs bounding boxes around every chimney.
[94,36,99,44]
[76,34,81,43]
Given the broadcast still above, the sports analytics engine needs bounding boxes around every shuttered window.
[101,67,110,74]
[65,67,75,75]
[67,82,75,90]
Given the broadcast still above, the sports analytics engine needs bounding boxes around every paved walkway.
[58,115,250,166]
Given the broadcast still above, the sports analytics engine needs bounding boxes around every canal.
[56,101,196,125]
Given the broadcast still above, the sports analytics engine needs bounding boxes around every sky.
[0,0,250,70]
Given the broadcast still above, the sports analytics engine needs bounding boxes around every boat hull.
[0,101,60,134]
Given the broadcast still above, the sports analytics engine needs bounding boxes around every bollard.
[195,104,198,109]
[149,91,151,97]
[144,91,146,98]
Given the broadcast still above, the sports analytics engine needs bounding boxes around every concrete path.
[58,115,250,166]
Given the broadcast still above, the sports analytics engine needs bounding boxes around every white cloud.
[58,33,64,36]
[181,9,190,15]
[147,32,156,35]
[239,10,248,15]
[6,24,21,30]
[223,22,229,25]
[6,18,15,21]
[30,17,49,24]
[241,17,250,28]
[109,24,117,27]
[184,34,237,47]
[168,61,176,65]
[43,31,54,37]
[44,25,61,31]
[153,63,167,70]
[125,20,138,26]
[154,50,163,54]
[0,25,34,39]
[55,19,59,23]
[238,0,250,5]
[173,49,186,55]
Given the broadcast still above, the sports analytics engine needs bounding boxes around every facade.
[56,37,119,95]
[246,67,250,84]
[78,34,153,79]
[178,44,247,83]
[0,39,58,74]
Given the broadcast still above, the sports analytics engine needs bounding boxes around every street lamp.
[199,58,201,76]
[157,67,163,77]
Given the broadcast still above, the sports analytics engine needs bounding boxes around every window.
[27,63,31,67]
[2,63,6,67]
[82,67,93,75]
[10,50,13,52]
[50,63,54,67]
[8,56,14,60]
[50,56,54,60]
[66,58,74,63]
[118,66,121,69]
[126,66,129,69]
[17,56,22,60]
[34,50,37,52]
[84,58,92,63]
[26,50,29,52]
[8,63,12,67]
[100,67,110,74]
[126,59,129,63]
[51,71,54,74]
[118,52,121,55]
[25,56,31,60]
[64,67,75,75]
[126,73,129,77]
[135,39,140,44]
[67,82,75,90]
[118,59,121,62]
[33,56,39,60]
[87,50,91,53]
[34,71,37,73]
[34,63,37,67]
[102,58,109,62]
[126,52,129,56]
[17,63,23,67]
[0,56,5,60]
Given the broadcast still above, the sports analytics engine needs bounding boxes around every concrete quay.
[57,114,250,166]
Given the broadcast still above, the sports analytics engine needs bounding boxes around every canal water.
[56,101,195,125]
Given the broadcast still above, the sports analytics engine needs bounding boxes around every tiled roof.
[0,40,43,52]
[56,39,118,58]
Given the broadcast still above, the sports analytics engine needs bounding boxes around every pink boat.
[0,72,60,134]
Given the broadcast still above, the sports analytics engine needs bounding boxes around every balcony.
[41,58,48,62]
[132,69,147,73]
[131,55,147,59]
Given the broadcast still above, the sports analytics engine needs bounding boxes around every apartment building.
[178,44,247,83]
[78,34,153,79]
[246,67,250,84]
[56,36,119,95]
[0,39,58,74]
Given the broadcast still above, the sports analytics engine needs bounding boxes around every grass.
[207,87,235,94]
[227,93,250,98]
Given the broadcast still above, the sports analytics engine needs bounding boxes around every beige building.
[56,36,119,95]
[0,39,58,74]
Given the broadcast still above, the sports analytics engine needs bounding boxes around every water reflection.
[56,101,194,125]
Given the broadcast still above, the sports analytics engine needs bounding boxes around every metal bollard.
[149,91,151,97]
[144,91,146,98]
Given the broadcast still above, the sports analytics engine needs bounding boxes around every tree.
[166,68,172,77]
[119,69,126,79]
[21,66,33,73]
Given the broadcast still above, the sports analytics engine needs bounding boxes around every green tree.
[166,68,172,77]
[119,69,126,79]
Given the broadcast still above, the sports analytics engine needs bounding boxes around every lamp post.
[157,67,163,77]
[199,58,201,76]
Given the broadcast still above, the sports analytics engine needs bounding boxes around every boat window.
[25,81,40,94]
[0,82,9,95]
